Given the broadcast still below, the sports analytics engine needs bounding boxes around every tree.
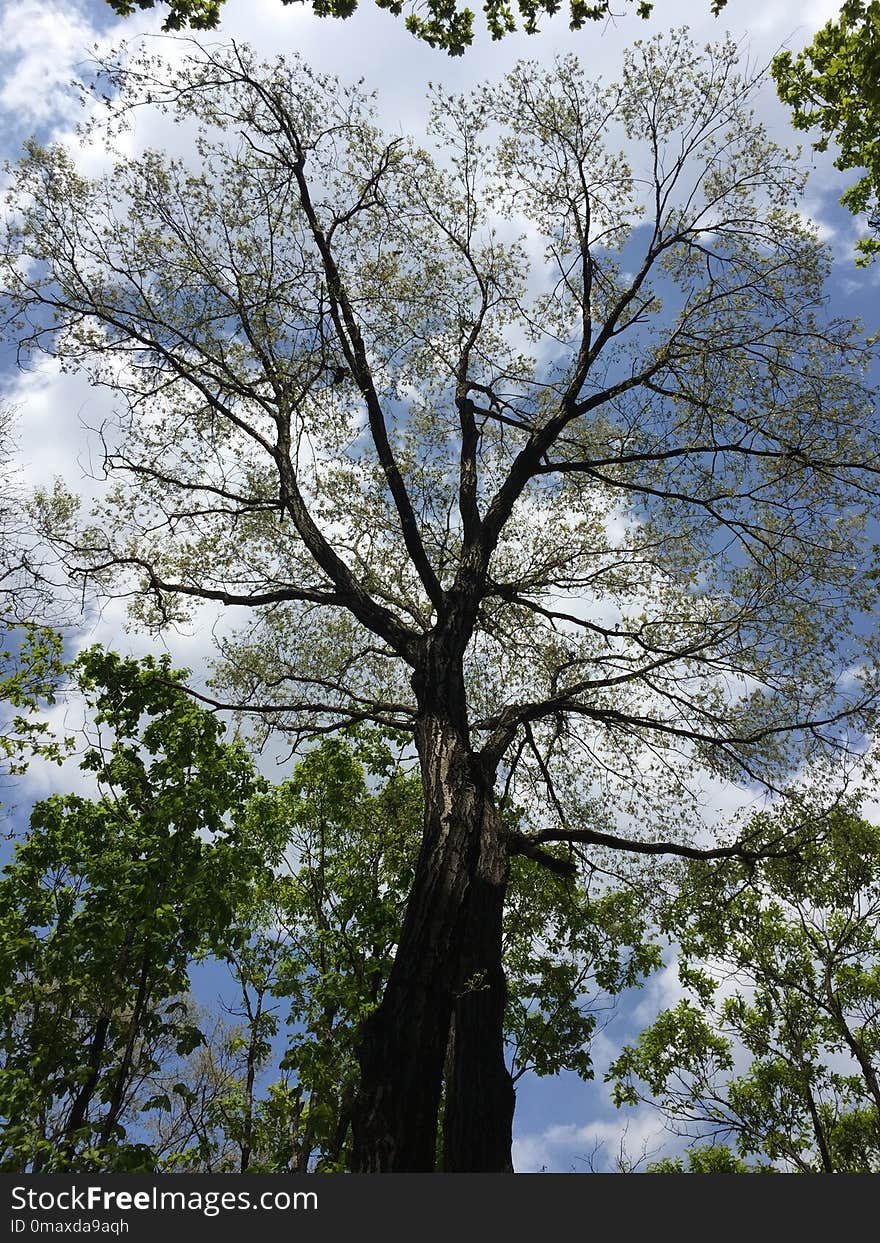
[773,1,880,264]
[0,647,269,1171]
[0,406,69,795]
[610,804,880,1172]
[152,733,421,1174]
[4,32,880,1170]
[155,733,660,1171]
[0,621,67,793]
[100,0,728,56]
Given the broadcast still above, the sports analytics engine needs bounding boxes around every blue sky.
[1,0,878,1172]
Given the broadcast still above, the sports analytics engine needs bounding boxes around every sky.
[0,0,878,1173]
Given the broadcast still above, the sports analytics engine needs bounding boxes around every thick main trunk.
[351,709,512,1172]
[441,829,514,1172]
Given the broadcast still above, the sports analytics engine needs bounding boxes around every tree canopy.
[99,0,880,264]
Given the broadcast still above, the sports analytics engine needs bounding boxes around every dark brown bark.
[441,819,515,1172]
[351,683,512,1171]
[804,1078,835,1173]
[239,984,266,1173]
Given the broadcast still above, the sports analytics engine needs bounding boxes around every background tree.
[0,623,67,796]
[0,647,269,1171]
[610,803,880,1172]
[139,1008,263,1172]
[5,33,880,1170]
[149,734,418,1174]
[100,0,728,56]
[773,1,880,264]
[0,406,69,798]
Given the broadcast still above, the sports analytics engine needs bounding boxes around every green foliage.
[139,730,425,1172]
[251,731,421,1171]
[0,647,268,1172]
[646,1145,773,1173]
[98,0,730,56]
[609,804,880,1172]
[107,0,222,28]
[0,623,69,781]
[0,407,71,790]
[773,2,880,263]
[504,860,662,1083]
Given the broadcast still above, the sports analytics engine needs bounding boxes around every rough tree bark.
[441,822,514,1173]
[351,637,514,1172]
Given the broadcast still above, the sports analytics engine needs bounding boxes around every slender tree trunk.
[61,1009,113,1165]
[823,968,880,1120]
[62,919,141,1161]
[99,951,153,1146]
[804,1077,835,1173]
[351,701,510,1171]
[239,985,266,1173]
[442,820,515,1172]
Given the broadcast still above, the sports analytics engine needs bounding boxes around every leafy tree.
[136,1009,258,1171]
[610,805,880,1172]
[0,647,269,1171]
[5,33,880,1170]
[146,967,294,1173]
[146,733,419,1173]
[0,623,68,789]
[100,0,728,56]
[258,735,422,1171]
[0,407,69,793]
[773,1,880,264]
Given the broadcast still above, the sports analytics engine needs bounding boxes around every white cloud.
[0,0,129,135]
[5,356,118,496]
[630,955,688,1027]
[2,0,842,141]
[513,1111,668,1172]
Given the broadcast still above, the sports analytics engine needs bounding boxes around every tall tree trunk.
[351,707,510,1171]
[99,949,154,1146]
[441,821,514,1172]
[61,1009,113,1164]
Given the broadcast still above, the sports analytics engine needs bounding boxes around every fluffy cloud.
[0,0,130,137]
[513,1111,669,1173]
